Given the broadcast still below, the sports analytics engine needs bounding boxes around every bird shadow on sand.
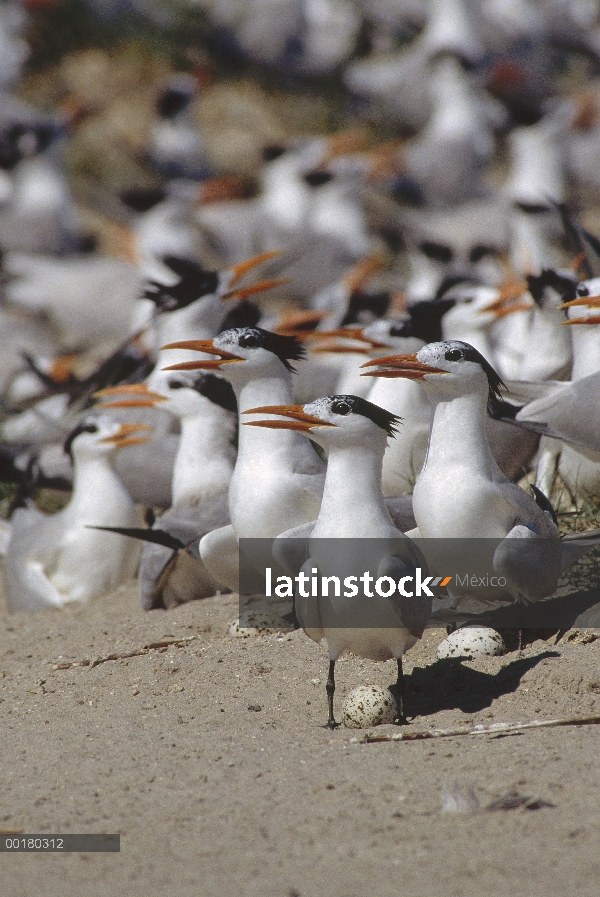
[406,650,559,717]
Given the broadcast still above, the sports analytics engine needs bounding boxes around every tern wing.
[560,528,600,571]
[384,495,417,533]
[3,556,63,611]
[3,497,63,613]
[503,379,567,406]
[377,555,432,637]
[0,519,12,556]
[494,525,561,601]
[295,557,324,643]
[272,522,314,575]
[515,376,600,454]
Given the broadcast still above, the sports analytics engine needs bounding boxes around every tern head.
[63,415,151,460]
[143,251,285,313]
[362,340,507,415]
[559,276,600,325]
[242,395,401,450]
[440,284,532,330]
[161,327,306,382]
[96,372,237,419]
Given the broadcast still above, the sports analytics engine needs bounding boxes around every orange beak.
[561,315,600,325]
[274,309,326,334]
[497,278,528,301]
[222,276,291,301]
[360,352,449,379]
[101,423,152,448]
[304,327,388,348]
[93,383,168,408]
[227,250,284,287]
[160,339,245,371]
[479,295,533,318]
[310,343,372,355]
[242,404,334,432]
[342,253,386,294]
[47,353,79,384]
[559,294,600,309]
[322,127,370,163]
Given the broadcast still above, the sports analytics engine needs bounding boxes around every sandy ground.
[1,577,600,897]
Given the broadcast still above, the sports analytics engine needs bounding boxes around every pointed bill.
[228,250,284,286]
[360,352,449,378]
[101,423,152,448]
[222,276,292,301]
[242,404,334,431]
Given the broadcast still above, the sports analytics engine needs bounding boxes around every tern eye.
[331,401,352,416]
[169,380,184,389]
[577,285,590,297]
[444,349,463,361]
[238,333,259,348]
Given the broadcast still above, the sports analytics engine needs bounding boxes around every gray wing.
[384,495,416,532]
[514,375,600,455]
[376,554,432,637]
[294,557,324,643]
[272,521,315,575]
[560,528,600,572]
[494,525,561,601]
[140,509,230,609]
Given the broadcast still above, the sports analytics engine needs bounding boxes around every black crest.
[407,298,456,343]
[120,187,168,213]
[262,144,286,162]
[191,373,237,414]
[303,170,334,188]
[218,300,261,332]
[157,87,192,119]
[328,395,402,438]
[341,291,391,326]
[218,328,306,372]
[444,342,507,417]
[144,256,220,311]
[63,420,99,459]
[526,269,577,306]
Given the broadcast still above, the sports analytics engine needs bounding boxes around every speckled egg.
[342,685,397,728]
[436,627,506,660]
[228,612,284,638]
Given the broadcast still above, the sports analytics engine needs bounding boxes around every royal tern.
[97,370,237,608]
[503,287,600,498]
[148,74,211,181]
[2,415,148,612]
[245,394,431,726]
[162,327,326,591]
[362,341,565,612]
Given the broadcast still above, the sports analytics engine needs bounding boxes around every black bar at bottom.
[0,834,120,852]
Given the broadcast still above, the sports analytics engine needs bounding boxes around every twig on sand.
[50,635,201,670]
[360,714,600,743]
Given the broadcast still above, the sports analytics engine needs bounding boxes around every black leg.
[394,657,407,724]
[326,659,337,729]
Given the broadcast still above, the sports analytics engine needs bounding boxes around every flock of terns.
[2,0,600,725]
